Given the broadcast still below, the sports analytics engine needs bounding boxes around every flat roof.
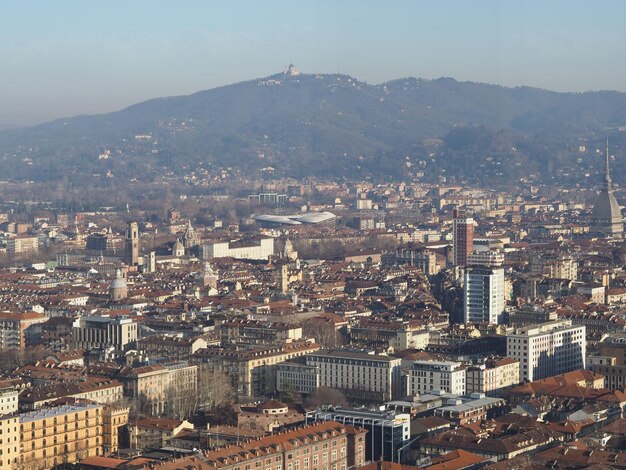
[20,402,101,423]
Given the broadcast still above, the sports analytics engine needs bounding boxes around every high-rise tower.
[591,139,623,237]
[464,252,505,324]
[125,222,139,266]
[453,210,474,267]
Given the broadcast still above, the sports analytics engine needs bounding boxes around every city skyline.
[2,1,626,125]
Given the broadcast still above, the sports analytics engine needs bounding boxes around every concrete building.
[306,407,410,463]
[72,315,138,352]
[507,320,586,382]
[463,265,505,324]
[304,349,404,402]
[409,360,466,395]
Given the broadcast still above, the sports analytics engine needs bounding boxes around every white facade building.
[467,250,505,268]
[305,350,403,402]
[464,266,505,324]
[72,315,138,352]
[199,238,274,260]
[409,360,466,395]
[506,320,586,382]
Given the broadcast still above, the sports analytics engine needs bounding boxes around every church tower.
[591,139,623,237]
[125,222,140,266]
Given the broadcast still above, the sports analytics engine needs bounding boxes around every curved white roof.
[295,211,336,224]
[254,214,302,225]
[254,211,336,225]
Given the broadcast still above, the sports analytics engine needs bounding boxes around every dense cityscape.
[0,121,623,469]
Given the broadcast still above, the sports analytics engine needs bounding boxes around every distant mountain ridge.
[2,70,626,184]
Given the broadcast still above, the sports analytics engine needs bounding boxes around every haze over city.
[2,0,626,126]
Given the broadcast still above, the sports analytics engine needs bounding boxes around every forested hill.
[2,71,626,185]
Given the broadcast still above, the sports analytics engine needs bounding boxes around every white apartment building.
[0,385,18,416]
[305,350,403,402]
[465,357,520,396]
[199,238,274,260]
[409,360,466,395]
[6,236,39,255]
[506,320,586,382]
[467,250,505,268]
[464,265,505,324]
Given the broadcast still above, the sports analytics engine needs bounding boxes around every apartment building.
[130,417,194,449]
[0,413,19,469]
[0,311,47,350]
[18,379,124,411]
[304,349,404,402]
[506,320,586,382]
[6,236,38,255]
[117,362,197,416]
[219,319,303,345]
[137,334,209,361]
[157,421,367,470]
[464,265,505,324]
[465,357,520,396]
[192,340,320,398]
[0,384,18,416]
[381,247,439,275]
[18,401,128,469]
[276,361,320,395]
[409,360,466,395]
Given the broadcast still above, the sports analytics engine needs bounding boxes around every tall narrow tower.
[125,222,139,266]
[591,138,623,237]
[278,263,289,294]
[453,210,474,267]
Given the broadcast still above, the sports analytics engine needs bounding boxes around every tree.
[302,318,344,348]
[305,387,349,409]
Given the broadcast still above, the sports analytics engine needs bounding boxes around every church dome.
[110,269,127,290]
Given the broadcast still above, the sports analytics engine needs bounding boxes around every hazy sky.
[2,0,626,126]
